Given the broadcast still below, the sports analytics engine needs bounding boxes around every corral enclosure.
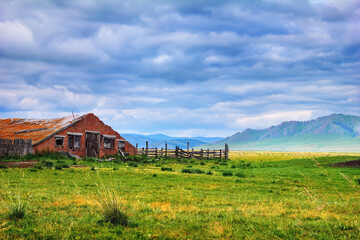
[0,151,360,239]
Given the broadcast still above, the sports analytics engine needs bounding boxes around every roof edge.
[33,115,85,146]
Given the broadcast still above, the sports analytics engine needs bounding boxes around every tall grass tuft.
[97,185,129,226]
[7,196,27,220]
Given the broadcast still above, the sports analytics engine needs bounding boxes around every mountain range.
[120,133,223,149]
[199,114,360,152]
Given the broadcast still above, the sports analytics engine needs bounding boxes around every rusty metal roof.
[0,114,85,145]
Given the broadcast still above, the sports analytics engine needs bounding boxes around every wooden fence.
[136,142,228,160]
[0,138,33,157]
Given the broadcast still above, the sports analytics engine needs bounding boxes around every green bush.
[181,168,204,174]
[0,165,8,169]
[235,172,245,178]
[223,171,233,177]
[91,166,96,171]
[206,171,213,175]
[127,162,138,167]
[55,165,62,170]
[355,178,360,185]
[41,160,54,168]
[161,167,173,171]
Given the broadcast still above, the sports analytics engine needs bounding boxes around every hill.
[199,114,360,152]
[120,133,223,149]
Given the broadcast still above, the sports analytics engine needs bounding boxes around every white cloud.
[0,21,36,54]
[235,111,315,129]
[152,54,172,64]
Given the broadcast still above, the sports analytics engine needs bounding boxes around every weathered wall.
[34,113,136,157]
[0,138,33,157]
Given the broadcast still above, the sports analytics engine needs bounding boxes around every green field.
[1,152,360,239]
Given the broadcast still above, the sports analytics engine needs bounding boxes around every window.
[117,140,125,151]
[104,137,115,149]
[55,136,65,146]
[68,134,81,149]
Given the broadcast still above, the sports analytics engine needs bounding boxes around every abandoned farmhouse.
[0,113,136,157]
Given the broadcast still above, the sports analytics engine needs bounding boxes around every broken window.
[55,136,65,146]
[117,140,125,151]
[104,137,115,149]
[68,134,81,149]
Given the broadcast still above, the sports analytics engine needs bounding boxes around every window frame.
[68,133,82,149]
[54,135,65,147]
[103,135,116,149]
[117,140,125,151]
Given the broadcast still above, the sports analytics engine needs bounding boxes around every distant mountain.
[120,133,223,149]
[199,114,360,152]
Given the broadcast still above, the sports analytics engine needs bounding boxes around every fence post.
[155,147,158,157]
[225,143,229,159]
[161,148,163,157]
[207,148,209,160]
[146,141,148,157]
[187,142,189,153]
[220,149,222,159]
[200,149,203,159]
[165,143,167,157]
[175,146,178,158]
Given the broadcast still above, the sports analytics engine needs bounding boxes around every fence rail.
[136,141,228,160]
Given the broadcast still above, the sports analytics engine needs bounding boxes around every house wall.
[33,113,137,157]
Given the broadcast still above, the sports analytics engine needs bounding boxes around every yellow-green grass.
[0,152,359,239]
[230,150,360,162]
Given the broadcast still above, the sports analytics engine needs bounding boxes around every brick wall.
[34,113,137,157]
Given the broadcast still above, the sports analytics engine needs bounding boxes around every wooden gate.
[86,132,100,157]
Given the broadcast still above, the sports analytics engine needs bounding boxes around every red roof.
[0,114,85,145]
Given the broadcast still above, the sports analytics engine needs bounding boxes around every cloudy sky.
[0,0,359,137]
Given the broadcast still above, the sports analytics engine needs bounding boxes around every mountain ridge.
[200,113,360,152]
[120,133,224,149]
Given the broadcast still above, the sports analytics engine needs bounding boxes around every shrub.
[181,168,192,173]
[55,165,63,170]
[231,164,236,169]
[235,172,245,178]
[223,171,233,177]
[152,174,157,177]
[193,169,204,174]
[127,162,138,167]
[91,166,96,171]
[355,178,360,185]
[200,162,206,165]
[181,168,204,174]
[97,186,129,226]
[206,171,213,175]
[0,165,8,169]
[41,160,54,168]
[161,167,173,172]
[7,197,26,220]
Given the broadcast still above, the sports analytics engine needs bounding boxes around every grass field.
[1,151,360,239]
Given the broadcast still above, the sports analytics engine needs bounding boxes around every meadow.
[1,151,360,239]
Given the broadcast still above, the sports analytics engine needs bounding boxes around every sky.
[0,0,359,137]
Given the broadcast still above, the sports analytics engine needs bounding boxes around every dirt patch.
[0,161,39,168]
[332,159,360,168]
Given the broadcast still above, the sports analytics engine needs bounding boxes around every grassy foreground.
[1,151,360,239]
